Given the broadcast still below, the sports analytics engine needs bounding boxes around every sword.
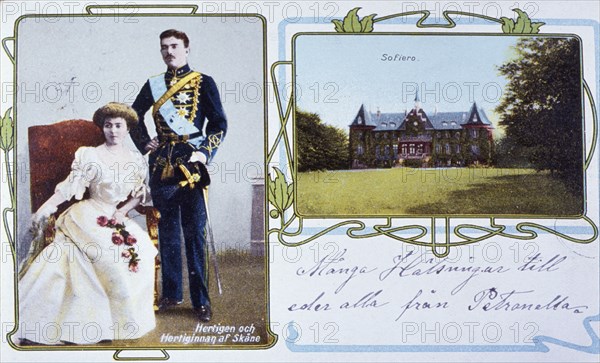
[202,187,223,295]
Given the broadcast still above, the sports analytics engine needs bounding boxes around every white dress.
[17,146,158,344]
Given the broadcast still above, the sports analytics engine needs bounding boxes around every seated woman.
[17,103,157,345]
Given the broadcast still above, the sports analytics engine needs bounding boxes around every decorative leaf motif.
[332,7,378,33]
[360,14,376,33]
[513,9,531,33]
[343,7,362,32]
[530,22,544,34]
[500,17,515,34]
[332,19,344,33]
[268,167,294,216]
[285,183,294,210]
[500,9,544,34]
[0,107,14,152]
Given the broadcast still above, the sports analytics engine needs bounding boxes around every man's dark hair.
[160,29,190,48]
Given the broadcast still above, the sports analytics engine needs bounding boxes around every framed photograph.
[294,34,585,217]
[3,7,273,353]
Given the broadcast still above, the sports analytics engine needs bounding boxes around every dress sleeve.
[54,147,93,201]
[130,152,151,204]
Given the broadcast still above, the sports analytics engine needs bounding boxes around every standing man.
[131,29,227,322]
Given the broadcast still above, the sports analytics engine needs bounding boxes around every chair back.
[28,120,104,212]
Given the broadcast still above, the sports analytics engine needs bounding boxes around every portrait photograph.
[11,14,272,348]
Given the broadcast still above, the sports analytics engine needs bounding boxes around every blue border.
[285,315,599,353]
[275,14,600,354]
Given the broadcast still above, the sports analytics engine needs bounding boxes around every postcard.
[0,1,598,362]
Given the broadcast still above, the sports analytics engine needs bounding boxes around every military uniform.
[131,64,227,311]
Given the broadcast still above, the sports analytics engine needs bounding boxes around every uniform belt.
[158,132,203,143]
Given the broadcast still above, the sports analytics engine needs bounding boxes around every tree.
[296,110,349,172]
[495,37,582,192]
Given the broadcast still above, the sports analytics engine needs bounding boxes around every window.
[375,146,381,159]
[357,144,364,155]
[435,144,441,153]
[442,121,448,127]
[445,144,451,155]
[409,144,415,155]
[384,145,390,158]
[393,145,398,156]
[390,122,396,128]
[401,144,407,155]
[445,131,450,138]
[455,132,460,139]
[417,144,423,154]
[436,132,441,138]
[471,129,478,138]
[455,144,461,154]
[381,122,387,127]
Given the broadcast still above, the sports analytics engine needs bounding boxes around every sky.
[294,35,519,132]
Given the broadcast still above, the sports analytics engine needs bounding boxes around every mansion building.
[349,96,494,168]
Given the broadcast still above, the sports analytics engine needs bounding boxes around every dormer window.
[381,122,387,127]
[390,122,396,128]
[442,121,448,126]
[451,121,457,126]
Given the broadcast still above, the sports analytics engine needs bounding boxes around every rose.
[108,218,117,227]
[125,235,137,246]
[96,216,108,227]
[129,261,139,273]
[121,249,131,258]
[112,231,124,245]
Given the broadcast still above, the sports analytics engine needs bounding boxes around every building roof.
[350,102,493,131]
[350,104,376,127]
[371,113,406,131]
[427,112,466,130]
[462,102,493,126]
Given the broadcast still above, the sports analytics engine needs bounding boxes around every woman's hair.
[92,102,139,130]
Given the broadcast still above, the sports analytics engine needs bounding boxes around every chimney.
[376,107,381,117]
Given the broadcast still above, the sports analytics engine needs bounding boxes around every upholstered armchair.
[27,119,160,309]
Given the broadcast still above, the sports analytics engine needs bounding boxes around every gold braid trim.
[199,130,224,157]
[187,74,202,123]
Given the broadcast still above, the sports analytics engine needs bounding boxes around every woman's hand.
[144,137,159,153]
[31,203,57,225]
[31,191,66,226]
[112,210,129,224]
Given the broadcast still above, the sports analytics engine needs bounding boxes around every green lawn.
[297,168,583,216]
